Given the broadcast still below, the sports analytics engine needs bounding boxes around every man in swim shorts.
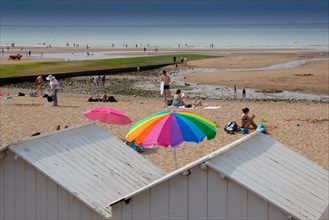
[160,70,171,102]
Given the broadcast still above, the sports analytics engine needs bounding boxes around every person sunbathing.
[172,89,202,108]
[240,107,257,129]
[87,92,117,102]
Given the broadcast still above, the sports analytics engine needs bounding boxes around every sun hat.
[46,75,55,80]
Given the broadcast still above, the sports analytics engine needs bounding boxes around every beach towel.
[160,81,164,95]
[205,106,221,109]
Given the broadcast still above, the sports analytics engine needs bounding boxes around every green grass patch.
[0,54,217,78]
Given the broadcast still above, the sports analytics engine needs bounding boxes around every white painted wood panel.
[25,163,36,220]
[150,180,169,220]
[111,202,122,220]
[69,196,81,220]
[248,191,268,220]
[121,201,132,220]
[47,179,58,220]
[132,190,150,220]
[91,210,104,220]
[58,187,70,220]
[36,172,47,220]
[80,202,92,220]
[228,179,248,220]
[169,174,188,220]
[0,158,4,220]
[14,157,25,220]
[269,204,288,220]
[4,151,15,220]
[188,167,207,220]
[207,168,228,219]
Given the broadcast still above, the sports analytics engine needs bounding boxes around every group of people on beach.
[160,69,257,130]
[160,70,202,108]
[34,74,60,106]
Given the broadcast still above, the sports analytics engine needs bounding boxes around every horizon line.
[1,22,328,26]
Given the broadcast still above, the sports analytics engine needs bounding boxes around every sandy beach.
[1,91,328,173]
[1,47,328,173]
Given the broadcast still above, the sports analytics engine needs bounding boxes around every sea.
[1,23,328,49]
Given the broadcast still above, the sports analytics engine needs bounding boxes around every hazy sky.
[1,0,328,25]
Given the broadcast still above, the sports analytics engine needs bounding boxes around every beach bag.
[18,92,25,96]
[240,127,249,134]
[224,121,238,134]
[47,96,53,102]
[256,124,267,134]
[29,91,37,97]
[108,96,117,102]
[166,98,173,106]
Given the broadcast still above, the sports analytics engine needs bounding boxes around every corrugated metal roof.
[206,133,329,220]
[110,131,329,220]
[8,122,165,219]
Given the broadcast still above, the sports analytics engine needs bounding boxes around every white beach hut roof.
[110,131,329,220]
[4,122,165,218]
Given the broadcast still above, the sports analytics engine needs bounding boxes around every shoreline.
[3,68,329,103]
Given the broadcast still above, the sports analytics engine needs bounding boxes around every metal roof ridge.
[2,121,98,152]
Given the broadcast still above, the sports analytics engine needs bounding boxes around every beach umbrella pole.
[174,148,178,170]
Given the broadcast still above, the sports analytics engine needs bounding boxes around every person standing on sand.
[242,88,246,98]
[35,74,43,95]
[233,85,237,98]
[46,75,60,106]
[160,70,171,102]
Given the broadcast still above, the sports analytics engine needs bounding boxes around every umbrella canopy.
[83,106,132,125]
[126,110,217,148]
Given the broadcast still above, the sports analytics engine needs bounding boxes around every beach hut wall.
[109,131,329,220]
[0,122,165,220]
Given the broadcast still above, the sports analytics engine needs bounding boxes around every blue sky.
[1,0,328,25]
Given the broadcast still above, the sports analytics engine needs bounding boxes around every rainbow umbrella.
[126,110,216,168]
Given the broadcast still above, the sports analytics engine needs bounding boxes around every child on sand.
[35,74,43,95]
[240,107,257,129]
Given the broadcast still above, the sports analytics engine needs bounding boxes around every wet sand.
[183,59,329,95]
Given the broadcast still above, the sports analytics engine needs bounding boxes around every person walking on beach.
[94,75,101,86]
[46,75,60,106]
[160,70,171,102]
[233,85,237,98]
[35,74,43,96]
[242,88,246,98]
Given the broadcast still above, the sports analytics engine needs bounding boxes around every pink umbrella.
[83,106,132,125]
